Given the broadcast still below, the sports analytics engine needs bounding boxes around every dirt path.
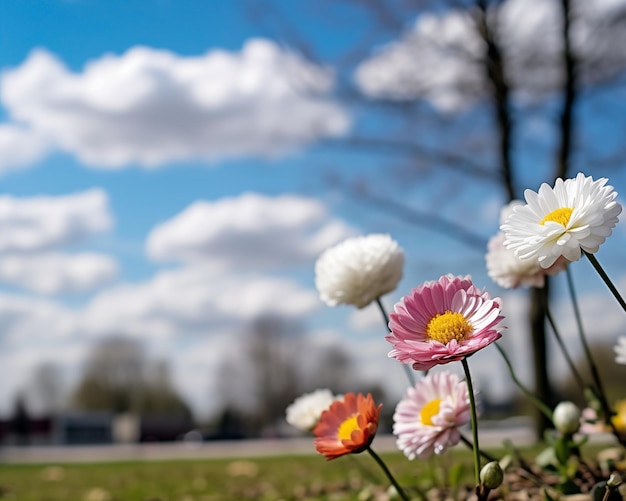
[0,423,543,464]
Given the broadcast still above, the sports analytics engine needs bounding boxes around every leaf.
[554,436,572,466]
[543,487,558,501]
[447,462,465,490]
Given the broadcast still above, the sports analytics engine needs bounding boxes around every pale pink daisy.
[486,232,548,289]
[579,407,608,435]
[501,173,622,269]
[393,371,472,460]
[386,275,504,371]
[486,232,566,288]
[486,201,565,289]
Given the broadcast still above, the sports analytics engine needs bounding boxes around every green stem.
[376,297,415,386]
[461,357,482,487]
[566,266,626,447]
[584,251,626,313]
[494,343,553,420]
[460,433,496,462]
[566,267,602,392]
[541,285,586,391]
[375,296,391,328]
[367,447,411,501]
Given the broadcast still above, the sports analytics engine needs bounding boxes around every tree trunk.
[529,282,554,438]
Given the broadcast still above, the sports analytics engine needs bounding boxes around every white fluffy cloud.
[356,9,485,112]
[0,125,51,175]
[146,192,354,269]
[1,39,349,168]
[0,253,118,295]
[356,0,626,112]
[76,266,320,339]
[0,292,76,347]
[349,305,384,331]
[0,189,116,295]
[0,189,112,253]
[0,268,264,349]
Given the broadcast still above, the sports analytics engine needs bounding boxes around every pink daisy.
[393,371,472,459]
[386,275,504,371]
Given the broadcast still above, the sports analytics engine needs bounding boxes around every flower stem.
[460,433,496,462]
[566,266,626,447]
[584,251,626,313]
[494,342,553,420]
[367,446,411,501]
[542,285,586,391]
[461,357,482,487]
[376,297,415,386]
[566,267,602,392]
[375,296,391,327]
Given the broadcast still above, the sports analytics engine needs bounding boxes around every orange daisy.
[313,392,382,460]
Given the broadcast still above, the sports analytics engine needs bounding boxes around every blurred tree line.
[20,314,387,438]
[212,314,388,438]
[71,337,192,418]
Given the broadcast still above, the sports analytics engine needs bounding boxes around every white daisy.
[315,233,404,309]
[501,173,622,268]
[614,336,626,365]
[285,388,339,431]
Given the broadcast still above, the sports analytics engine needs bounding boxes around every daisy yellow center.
[426,311,473,344]
[420,399,441,426]
[540,207,573,227]
[337,415,360,441]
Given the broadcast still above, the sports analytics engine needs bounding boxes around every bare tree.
[28,362,66,415]
[214,314,360,436]
[72,336,191,418]
[247,315,303,432]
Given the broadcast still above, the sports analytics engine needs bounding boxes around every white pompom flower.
[501,173,621,269]
[285,389,339,432]
[614,336,626,365]
[315,234,404,309]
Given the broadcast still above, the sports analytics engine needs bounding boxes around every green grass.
[0,450,478,501]
[0,442,612,501]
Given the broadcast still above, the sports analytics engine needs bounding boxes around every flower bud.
[480,461,504,490]
[553,401,582,435]
[607,473,623,489]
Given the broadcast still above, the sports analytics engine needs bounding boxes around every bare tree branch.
[341,180,489,250]
[324,136,500,181]
[474,0,516,200]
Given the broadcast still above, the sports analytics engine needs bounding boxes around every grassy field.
[0,449,478,501]
[3,441,618,501]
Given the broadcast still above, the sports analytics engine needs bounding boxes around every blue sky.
[2,0,626,420]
